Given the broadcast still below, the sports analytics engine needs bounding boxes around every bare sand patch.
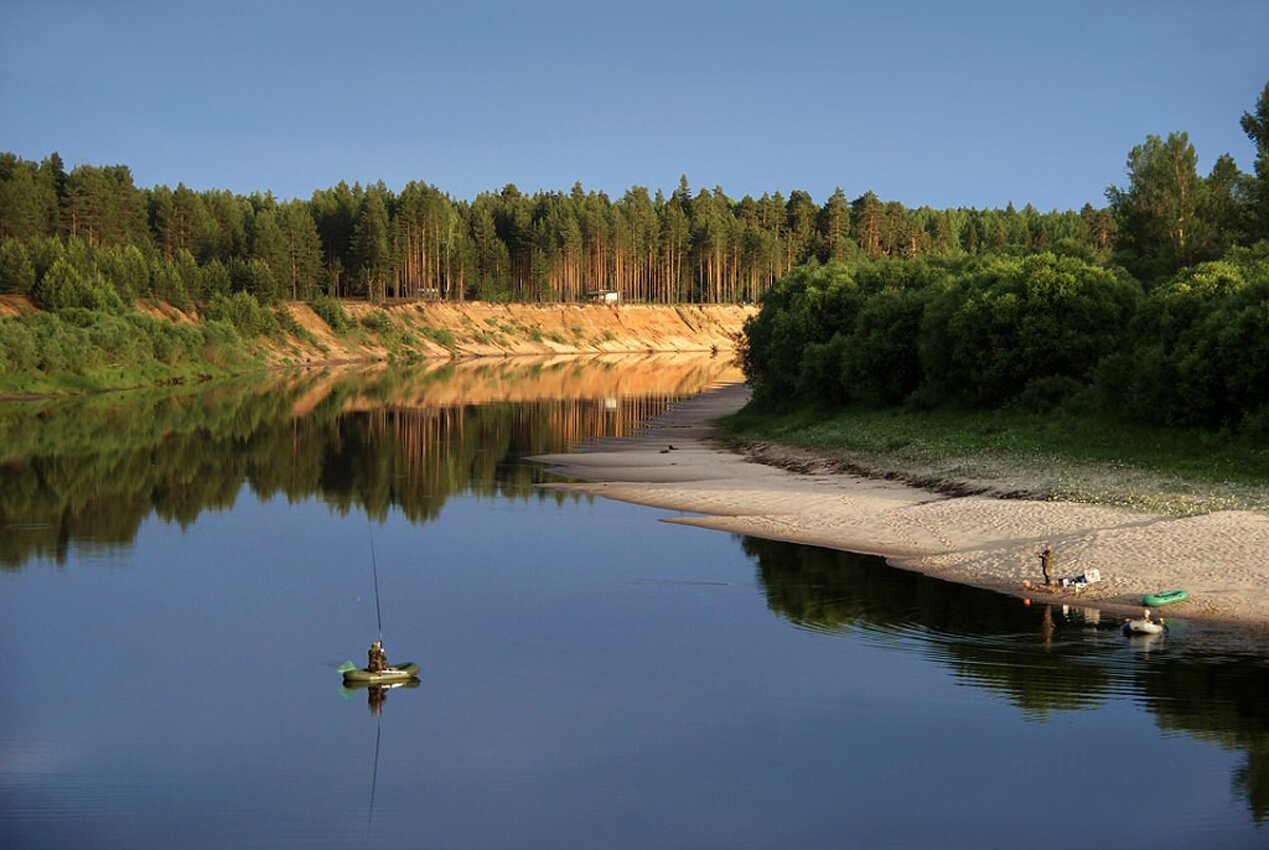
[533,383,1269,632]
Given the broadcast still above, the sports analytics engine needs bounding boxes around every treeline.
[4,84,1262,310]
[741,83,1269,435]
[1,164,1123,310]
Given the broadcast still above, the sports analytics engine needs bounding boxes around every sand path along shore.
[533,383,1269,632]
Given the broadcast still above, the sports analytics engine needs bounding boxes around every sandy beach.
[533,383,1269,632]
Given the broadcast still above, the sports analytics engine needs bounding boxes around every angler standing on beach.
[1038,544,1054,586]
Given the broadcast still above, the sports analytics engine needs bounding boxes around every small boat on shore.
[1142,589,1188,607]
[1122,618,1165,636]
[338,660,420,684]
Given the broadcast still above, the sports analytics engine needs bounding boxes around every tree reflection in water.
[0,354,741,568]
[742,535,1269,823]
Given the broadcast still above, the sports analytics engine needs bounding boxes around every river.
[0,355,1265,849]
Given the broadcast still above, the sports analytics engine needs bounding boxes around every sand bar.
[533,383,1269,633]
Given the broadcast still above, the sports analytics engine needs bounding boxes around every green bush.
[310,295,350,332]
[741,247,1268,435]
[0,318,39,372]
[741,261,865,408]
[1014,375,1088,413]
[1110,247,1269,429]
[420,326,456,347]
[842,286,933,405]
[31,257,124,312]
[360,308,392,332]
[203,291,275,337]
[198,319,247,367]
[796,332,850,406]
[918,252,1140,406]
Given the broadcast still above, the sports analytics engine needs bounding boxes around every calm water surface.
[1,355,1266,849]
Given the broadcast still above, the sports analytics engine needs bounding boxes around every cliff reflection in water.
[743,536,1269,824]
[0,353,742,569]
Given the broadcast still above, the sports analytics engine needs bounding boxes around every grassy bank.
[727,404,1269,514]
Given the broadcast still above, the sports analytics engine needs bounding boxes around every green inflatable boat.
[338,661,420,684]
[1142,589,1188,607]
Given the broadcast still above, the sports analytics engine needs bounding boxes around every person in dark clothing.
[367,640,388,672]
[1038,544,1054,586]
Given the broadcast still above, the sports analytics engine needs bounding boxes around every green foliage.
[199,259,232,299]
[0,240,36,293]
[148,255,190,309]
[96,244,150,301]
[741,261,865,407]
[0,319,38,371]
[920,253,1140,406]
[359,308,393,333]
[730,403,1269,513]
[310,294,350,332]
[0,307,247,381]
[31,256,124,312]
[0,146,1167,309]
[203,291,275,337]
[270,307,313,344]
[232,257,279,305]
[842,285,933,405]
[1240,81,1269,241]
[742,246,1265,435]
[419,326,456,347]
[1107,246,1269,430]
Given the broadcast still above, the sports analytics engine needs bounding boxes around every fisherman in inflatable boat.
[368,640,388,672]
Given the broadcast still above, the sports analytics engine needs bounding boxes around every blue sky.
[1,0,1265,210]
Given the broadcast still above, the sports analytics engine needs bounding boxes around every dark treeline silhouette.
[2,163,1115,308]
[741,82,1269,434]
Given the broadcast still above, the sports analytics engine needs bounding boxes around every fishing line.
[367,514,384,641]
[367,717,382,836]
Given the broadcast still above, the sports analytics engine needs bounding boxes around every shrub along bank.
[740,246,1269,436]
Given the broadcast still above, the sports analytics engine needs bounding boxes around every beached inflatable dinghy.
[1122,618,1165,636]
[1141,589,1188,607]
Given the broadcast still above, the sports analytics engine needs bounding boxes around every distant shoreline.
[0,297,754,399]
[532,384,1269,633]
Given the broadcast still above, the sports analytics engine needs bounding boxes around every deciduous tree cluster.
[741,246,1269,433]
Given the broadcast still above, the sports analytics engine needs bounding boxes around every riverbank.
[533,383,1269,631]
[269,299,755,363]
[0,296,755,397]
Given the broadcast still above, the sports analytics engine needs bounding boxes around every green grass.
[0,360,244,397]
[727,404,1269,514]
[418,326,456,348]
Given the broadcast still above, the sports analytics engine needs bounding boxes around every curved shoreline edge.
[532,383,1269,634]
